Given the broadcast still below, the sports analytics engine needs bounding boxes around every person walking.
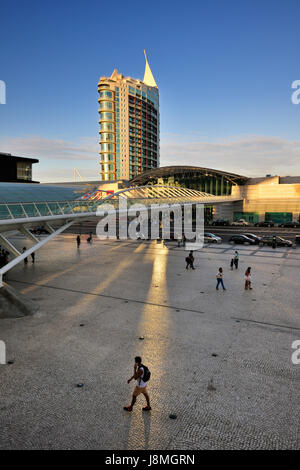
[185,251,195,270]
[216,267,226,290]
[234,250,239,269]
[22,247,28,264]
[245,267,252,290]
[76,235,81,248]
[189,250,195,269]
[124,356,151,412]
[272,236,277,249]
[31,252,35,263]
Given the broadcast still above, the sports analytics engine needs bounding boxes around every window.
[100,133,114,141]
[100,122,113,131]
[99,101,113,110]
[17,162,32,181]
[101,143,114,151]
[100,112,113,120]
[99,91,112,99]
[101,154,114,162]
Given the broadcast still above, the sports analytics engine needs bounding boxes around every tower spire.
[143,50,157,87]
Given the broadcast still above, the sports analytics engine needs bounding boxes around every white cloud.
[1,133,299,180]
[160,134,300,177]
[0,135,98,161]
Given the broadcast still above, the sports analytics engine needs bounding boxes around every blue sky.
[0,0,300,181]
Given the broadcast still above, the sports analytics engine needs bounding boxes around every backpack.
[140,364,151,383]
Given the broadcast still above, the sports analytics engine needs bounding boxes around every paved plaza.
[0,234,299,450]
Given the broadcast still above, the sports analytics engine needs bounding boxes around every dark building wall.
[1,156,18,182]
[0,153,39,183]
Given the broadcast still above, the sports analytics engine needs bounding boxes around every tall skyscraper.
[98,52,159,181]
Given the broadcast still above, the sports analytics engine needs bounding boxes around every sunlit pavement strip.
[0,236,299,450]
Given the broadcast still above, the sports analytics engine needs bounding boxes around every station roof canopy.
[129,166,248,185]
[0,182,89,203]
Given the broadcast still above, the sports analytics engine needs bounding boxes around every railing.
[0,186,242,222]
[0,200,103,221]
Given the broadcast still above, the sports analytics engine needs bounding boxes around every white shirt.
[136,367,147,388]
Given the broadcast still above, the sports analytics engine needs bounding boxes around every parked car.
[254,221,274,227]
[260,236,293,247]
[211,219,230,226]
[204,232,222,244]
[231,219,249,227]
[278,221,300,228]
[229,235,256,245]
[242,233,262,244]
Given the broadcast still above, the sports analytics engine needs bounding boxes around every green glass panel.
[23,204,39,217]
[9,204,25,218]
[0,205,11,219]
[47,203,62,215]
[35,204,51,216]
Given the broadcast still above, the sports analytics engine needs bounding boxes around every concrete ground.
[0,234,299,450]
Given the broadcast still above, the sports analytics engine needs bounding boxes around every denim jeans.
[216,278,225,290]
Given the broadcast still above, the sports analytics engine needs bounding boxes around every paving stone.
[0,236,299,449]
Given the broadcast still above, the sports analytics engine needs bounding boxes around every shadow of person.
[142,411,151,450]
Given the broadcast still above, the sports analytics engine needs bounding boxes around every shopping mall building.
[96,165,300,225]
[1,154,299,224]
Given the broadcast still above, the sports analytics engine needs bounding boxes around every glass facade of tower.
[98,85,117,181]
[98,68,159,181]
[128,86,159,179]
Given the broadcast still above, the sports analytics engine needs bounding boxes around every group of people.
[22,247,35,264]
[185,249,253,291]
[178,235,187,247]
[0,247,10,281]
[230,251,239,269]
[216,266,253,290]
[0,247,9,269]
[76,233,93,248]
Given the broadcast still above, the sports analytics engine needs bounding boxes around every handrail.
[0,186,242,222]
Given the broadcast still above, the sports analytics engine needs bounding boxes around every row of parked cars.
[228,234,297,247]
[204,232,300,247]
[210,219,300,228]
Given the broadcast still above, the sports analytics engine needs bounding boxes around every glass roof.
[0,183,90,203]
